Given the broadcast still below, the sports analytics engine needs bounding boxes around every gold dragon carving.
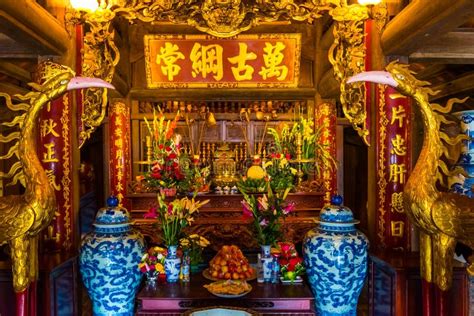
[0,66,112,293]
[68,0,379,146]
[348,62,474,291]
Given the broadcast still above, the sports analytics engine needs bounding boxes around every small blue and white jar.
[450,110,474,198]
[79,196,145,316]
[303,195,369,316]
[165,245,181,283]
[260,245,273,282]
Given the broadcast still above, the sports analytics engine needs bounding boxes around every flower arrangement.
[263,153,297,193]
[138,246,166,275]
[267,118,336,177]
[276,242,305,281]
[179,234,210,266]
[156,194,210,246]
[143,110,193,193]
[241,184,295,246]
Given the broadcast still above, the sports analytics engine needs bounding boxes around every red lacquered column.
[109,100,131,209]
[315,101,337,204]
[36,62,75,253]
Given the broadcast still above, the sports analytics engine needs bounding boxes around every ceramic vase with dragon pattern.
[450,110,474,198]
[80,196,146,316]
[303,195,368,316]
[165,245,181,283]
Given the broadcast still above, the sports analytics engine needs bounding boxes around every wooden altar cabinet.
[127,192,324,250]
[136,273,315,315]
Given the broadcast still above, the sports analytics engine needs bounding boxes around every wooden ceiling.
[0,0,474,111]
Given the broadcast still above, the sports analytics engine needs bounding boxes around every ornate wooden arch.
[68,0,381,146]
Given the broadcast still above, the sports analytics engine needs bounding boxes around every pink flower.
[242,200,253,219]
[283,202,295,215]
[167,204,173,215]
[144,207,158,219]
[259,218,269,227]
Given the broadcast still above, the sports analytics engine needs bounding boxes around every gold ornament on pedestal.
[0,66,113,298]
[348,62,473,291]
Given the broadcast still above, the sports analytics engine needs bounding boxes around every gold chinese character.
[156,42,185,81]
[42,142,59,163]
[389,163,407,184]
[115,138,123,148]
[391,134,407,156]
[45,169,61,191]
[391,192,404,213]
[391,221,405,237]
[190,43,224,81]
[228,43,257,81]
[40,119,59,138]
[391,105,406,128]
[259,42,288,81]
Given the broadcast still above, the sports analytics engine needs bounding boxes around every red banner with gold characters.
[375,85,412,250]
[109,101,131,209]
[144,34,301,88]
[37,62,74,252]
[316,102,337,204]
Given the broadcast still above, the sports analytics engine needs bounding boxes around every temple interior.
[0,0,474,315]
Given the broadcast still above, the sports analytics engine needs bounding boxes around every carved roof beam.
[0,0,69,56]
[430,71,474,101]
[381,0,474,56]
[0,61,31,83]
[409,31,474,64]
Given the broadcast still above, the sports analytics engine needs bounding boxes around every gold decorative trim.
[60,93,73,250]
[68,1,372,143]
[377,85,388,247]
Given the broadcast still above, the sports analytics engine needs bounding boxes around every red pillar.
[315,101,337,204]
[109,100,131,209]
[374,84,412,251]
[36,62,75,253]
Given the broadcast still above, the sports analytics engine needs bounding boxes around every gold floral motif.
[377,85,387,247]
[69,0,372,143]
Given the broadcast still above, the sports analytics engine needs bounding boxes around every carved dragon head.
[33,66,114,102]
[347,62,436,99]
[347,61,468,189]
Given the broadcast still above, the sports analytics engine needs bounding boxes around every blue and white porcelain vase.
[450,110,474,198]
[165,245,181,283]
[303,195,368,316]
[79,196,145,316]
[260,245,273,282]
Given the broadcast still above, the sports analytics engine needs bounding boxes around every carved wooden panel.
[129,192,323,250]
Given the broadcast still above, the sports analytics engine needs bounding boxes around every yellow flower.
[279,158,288,168]
[264,161,273,168]
[290,168,297,175]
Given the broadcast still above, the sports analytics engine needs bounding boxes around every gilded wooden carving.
[68,0,379,143]
[348,62,473,291]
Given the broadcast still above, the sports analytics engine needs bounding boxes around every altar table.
[136,274,316,315]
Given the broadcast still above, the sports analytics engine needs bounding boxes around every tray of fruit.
[204,245,256,281]
[204,280,252,298]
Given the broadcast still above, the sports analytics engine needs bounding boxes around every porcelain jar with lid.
[303,195,368,316]
[79,196,146,316]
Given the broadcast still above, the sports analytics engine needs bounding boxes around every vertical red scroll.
[375,85,412,250]
[316,102,337,204]
[109,101,131,209]
[37,64,74,252]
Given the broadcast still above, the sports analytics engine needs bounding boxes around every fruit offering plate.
[280,276,303,284]
[204,280,252,298]
[203,268,257,281]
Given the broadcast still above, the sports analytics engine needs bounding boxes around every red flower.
[159,144,164,150]
[276,153,282,159]
[288,257,302,271]
[285,153,291,160]
[165,146,172,152]
[151,172,162,179]
[168,153,177,159]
